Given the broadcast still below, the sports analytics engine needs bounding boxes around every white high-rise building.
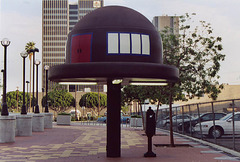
[152,16,179,34]
[42,0,104,92]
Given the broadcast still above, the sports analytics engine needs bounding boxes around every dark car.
[178,112,226,133]
[97,112,130,123]
[162,114,193,128]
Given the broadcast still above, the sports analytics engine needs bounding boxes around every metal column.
[107,79,121,157]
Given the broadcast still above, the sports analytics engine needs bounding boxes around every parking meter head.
[145,107,156,137]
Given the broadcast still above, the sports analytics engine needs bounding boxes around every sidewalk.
[0,122,239,162]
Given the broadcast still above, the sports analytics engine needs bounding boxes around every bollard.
[144,107,156,157]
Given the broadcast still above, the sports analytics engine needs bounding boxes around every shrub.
[58,112,71,115]
[131,115,142,118]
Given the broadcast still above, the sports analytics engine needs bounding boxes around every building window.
[131,34,141,54]
[141,34,150,55]
[120,33,130,54]
[107,32,150,55]
[108,33,118,54]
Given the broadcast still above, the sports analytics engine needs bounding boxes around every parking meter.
[144,107,156,157]
[145,107,156,137]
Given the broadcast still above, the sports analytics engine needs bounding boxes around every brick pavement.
[0,123,239,162]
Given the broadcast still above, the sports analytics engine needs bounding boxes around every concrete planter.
[0,116,16,143]
[44,113,53,129]
[32,113,45,132]
[130,118,143,127]
[16,114,32,136]
[57,115,71,125]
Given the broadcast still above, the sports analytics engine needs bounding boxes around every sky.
[0,0,240,92]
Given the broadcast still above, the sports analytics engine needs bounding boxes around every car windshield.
[191,114,204,120]
[164,116,171,120]
[220,113,232,121]
[191,116,198,120]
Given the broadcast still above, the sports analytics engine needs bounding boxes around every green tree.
[122,86,152,128]
[41,85,75,113]
[161,13,225,101]
[79,92,107,115]
[122,14,225,107]
[122,86,149,105]
[6,91,32,112]
[146,86,169,121]
[6,91,18,111]
[122,85,170,121]
[121,14,225,144]
[121,105,129,114]
[160,13,225,147]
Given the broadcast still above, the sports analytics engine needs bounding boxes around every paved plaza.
[0,122,239,162]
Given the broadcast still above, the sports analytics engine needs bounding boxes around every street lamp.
[34,60,41,113]
[28,48,39,112]
[1,38,10,116]
[16,86,19,112]
[20,51,28,114]
[44,65,49,113]
[26,81,30,112]
[42,88,44,112]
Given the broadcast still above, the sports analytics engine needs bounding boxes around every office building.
[78,0,102,19]
[152,16,179,34]
[42,0,68,91]
[42,0,103,92]
[69,2,78,31]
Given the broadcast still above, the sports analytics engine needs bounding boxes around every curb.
[157,128,240,158]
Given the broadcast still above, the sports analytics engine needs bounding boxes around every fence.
[71,119,131,128]
[157,98,240,152]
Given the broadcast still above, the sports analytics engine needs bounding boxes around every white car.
[194,112,240,138]
[70,110,81,120]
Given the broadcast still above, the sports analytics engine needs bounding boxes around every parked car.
[178,112,226,133]
[194,112,240,138]
[70,110,81,120]
[163,114,193,128]
[97,112,130,123]
[97,116,107,123]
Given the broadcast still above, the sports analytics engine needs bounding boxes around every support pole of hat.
[106,79,121,157]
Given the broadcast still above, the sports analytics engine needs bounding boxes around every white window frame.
[108,33,119,54]
[107,32,150,56]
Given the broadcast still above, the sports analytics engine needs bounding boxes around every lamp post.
[20,51,28,114]
[34,60,41,113]
[44,65,49,113]
[26,81,30,112]
[16,86,19,112]
[1,38,10,116]
[29,48,39,112]
[42,88,44,112]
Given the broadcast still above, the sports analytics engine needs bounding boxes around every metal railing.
[156,98,240,152]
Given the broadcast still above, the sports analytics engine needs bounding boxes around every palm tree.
[25,41,36,112]
[25,42,36,53]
